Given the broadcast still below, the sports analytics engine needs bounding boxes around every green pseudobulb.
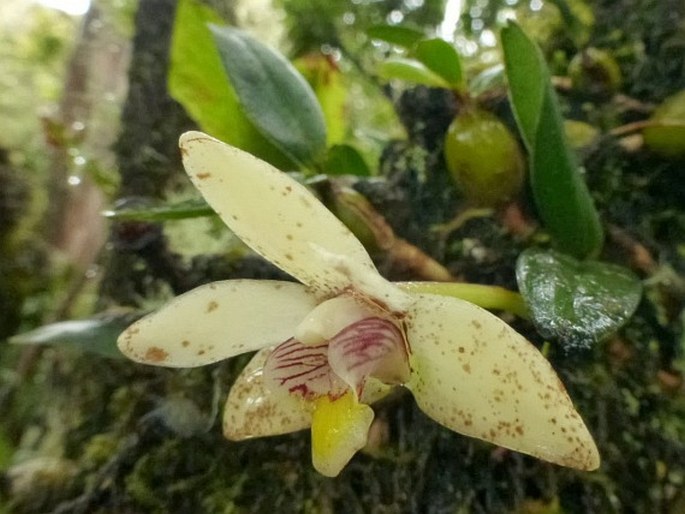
[444,108,524,206]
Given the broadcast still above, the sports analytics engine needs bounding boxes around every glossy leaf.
[104,198,214,222]
[516,248,642,350]
[501,22,603,258]
[378,58,450,88]
[10,311,142,358]
[324,144,371,176]
[415,38,464,90]
[210,25,327,167]
[366,25,425,48]
[168,0,293,169]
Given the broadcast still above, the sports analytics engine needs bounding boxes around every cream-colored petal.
[224,348,312,440]
[312,247,415,312]
[405,294,600,471]
[117,280,318,367]
[311,390,374,477]
[179,131,377,297]
[294,296,371,345]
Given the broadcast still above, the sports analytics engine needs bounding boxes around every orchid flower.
[117,131,600,477]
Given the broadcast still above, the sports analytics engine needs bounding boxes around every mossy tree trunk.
[2,0,684,513]
[100,0,194,308]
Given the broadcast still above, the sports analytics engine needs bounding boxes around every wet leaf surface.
[516,248,642,350]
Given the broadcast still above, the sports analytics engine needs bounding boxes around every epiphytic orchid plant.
[117,131,600,477]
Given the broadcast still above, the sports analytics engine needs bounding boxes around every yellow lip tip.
[310,391,374,477]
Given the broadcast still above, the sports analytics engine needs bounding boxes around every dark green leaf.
[168,0,293,169]
[517,248,642,350]
[378,58,450,88]
[9,311,144,358]
[210,25,327,168]
[324,144,371,176]
[501,24,546,148]
[367,25,425,48]
[104,198,214,222]
[415,38,464,90]
[502,21,603,258]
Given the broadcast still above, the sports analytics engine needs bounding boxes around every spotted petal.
[117,280,318,367]
[405,293,600,471]
[180,132,380,299]
[224,348,312,440]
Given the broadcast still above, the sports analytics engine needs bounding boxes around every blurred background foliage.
[0,0,684,512]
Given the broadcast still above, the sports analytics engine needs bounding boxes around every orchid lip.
[327,316,410,394]
[263,337,347,401]
[264,315,409,402]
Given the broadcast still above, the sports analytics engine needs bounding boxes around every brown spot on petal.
[182,340,190,348]
[207,300,218,313]
[196,172,211,180]
[145,346,168,363]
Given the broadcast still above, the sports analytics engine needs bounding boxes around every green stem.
[431,207,494,235]
[397,281,529,319]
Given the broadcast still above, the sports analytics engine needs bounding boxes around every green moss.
[81,434,120,471]
[3,1,685,513]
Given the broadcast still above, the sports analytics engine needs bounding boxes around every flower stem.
[397,282,529,319]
